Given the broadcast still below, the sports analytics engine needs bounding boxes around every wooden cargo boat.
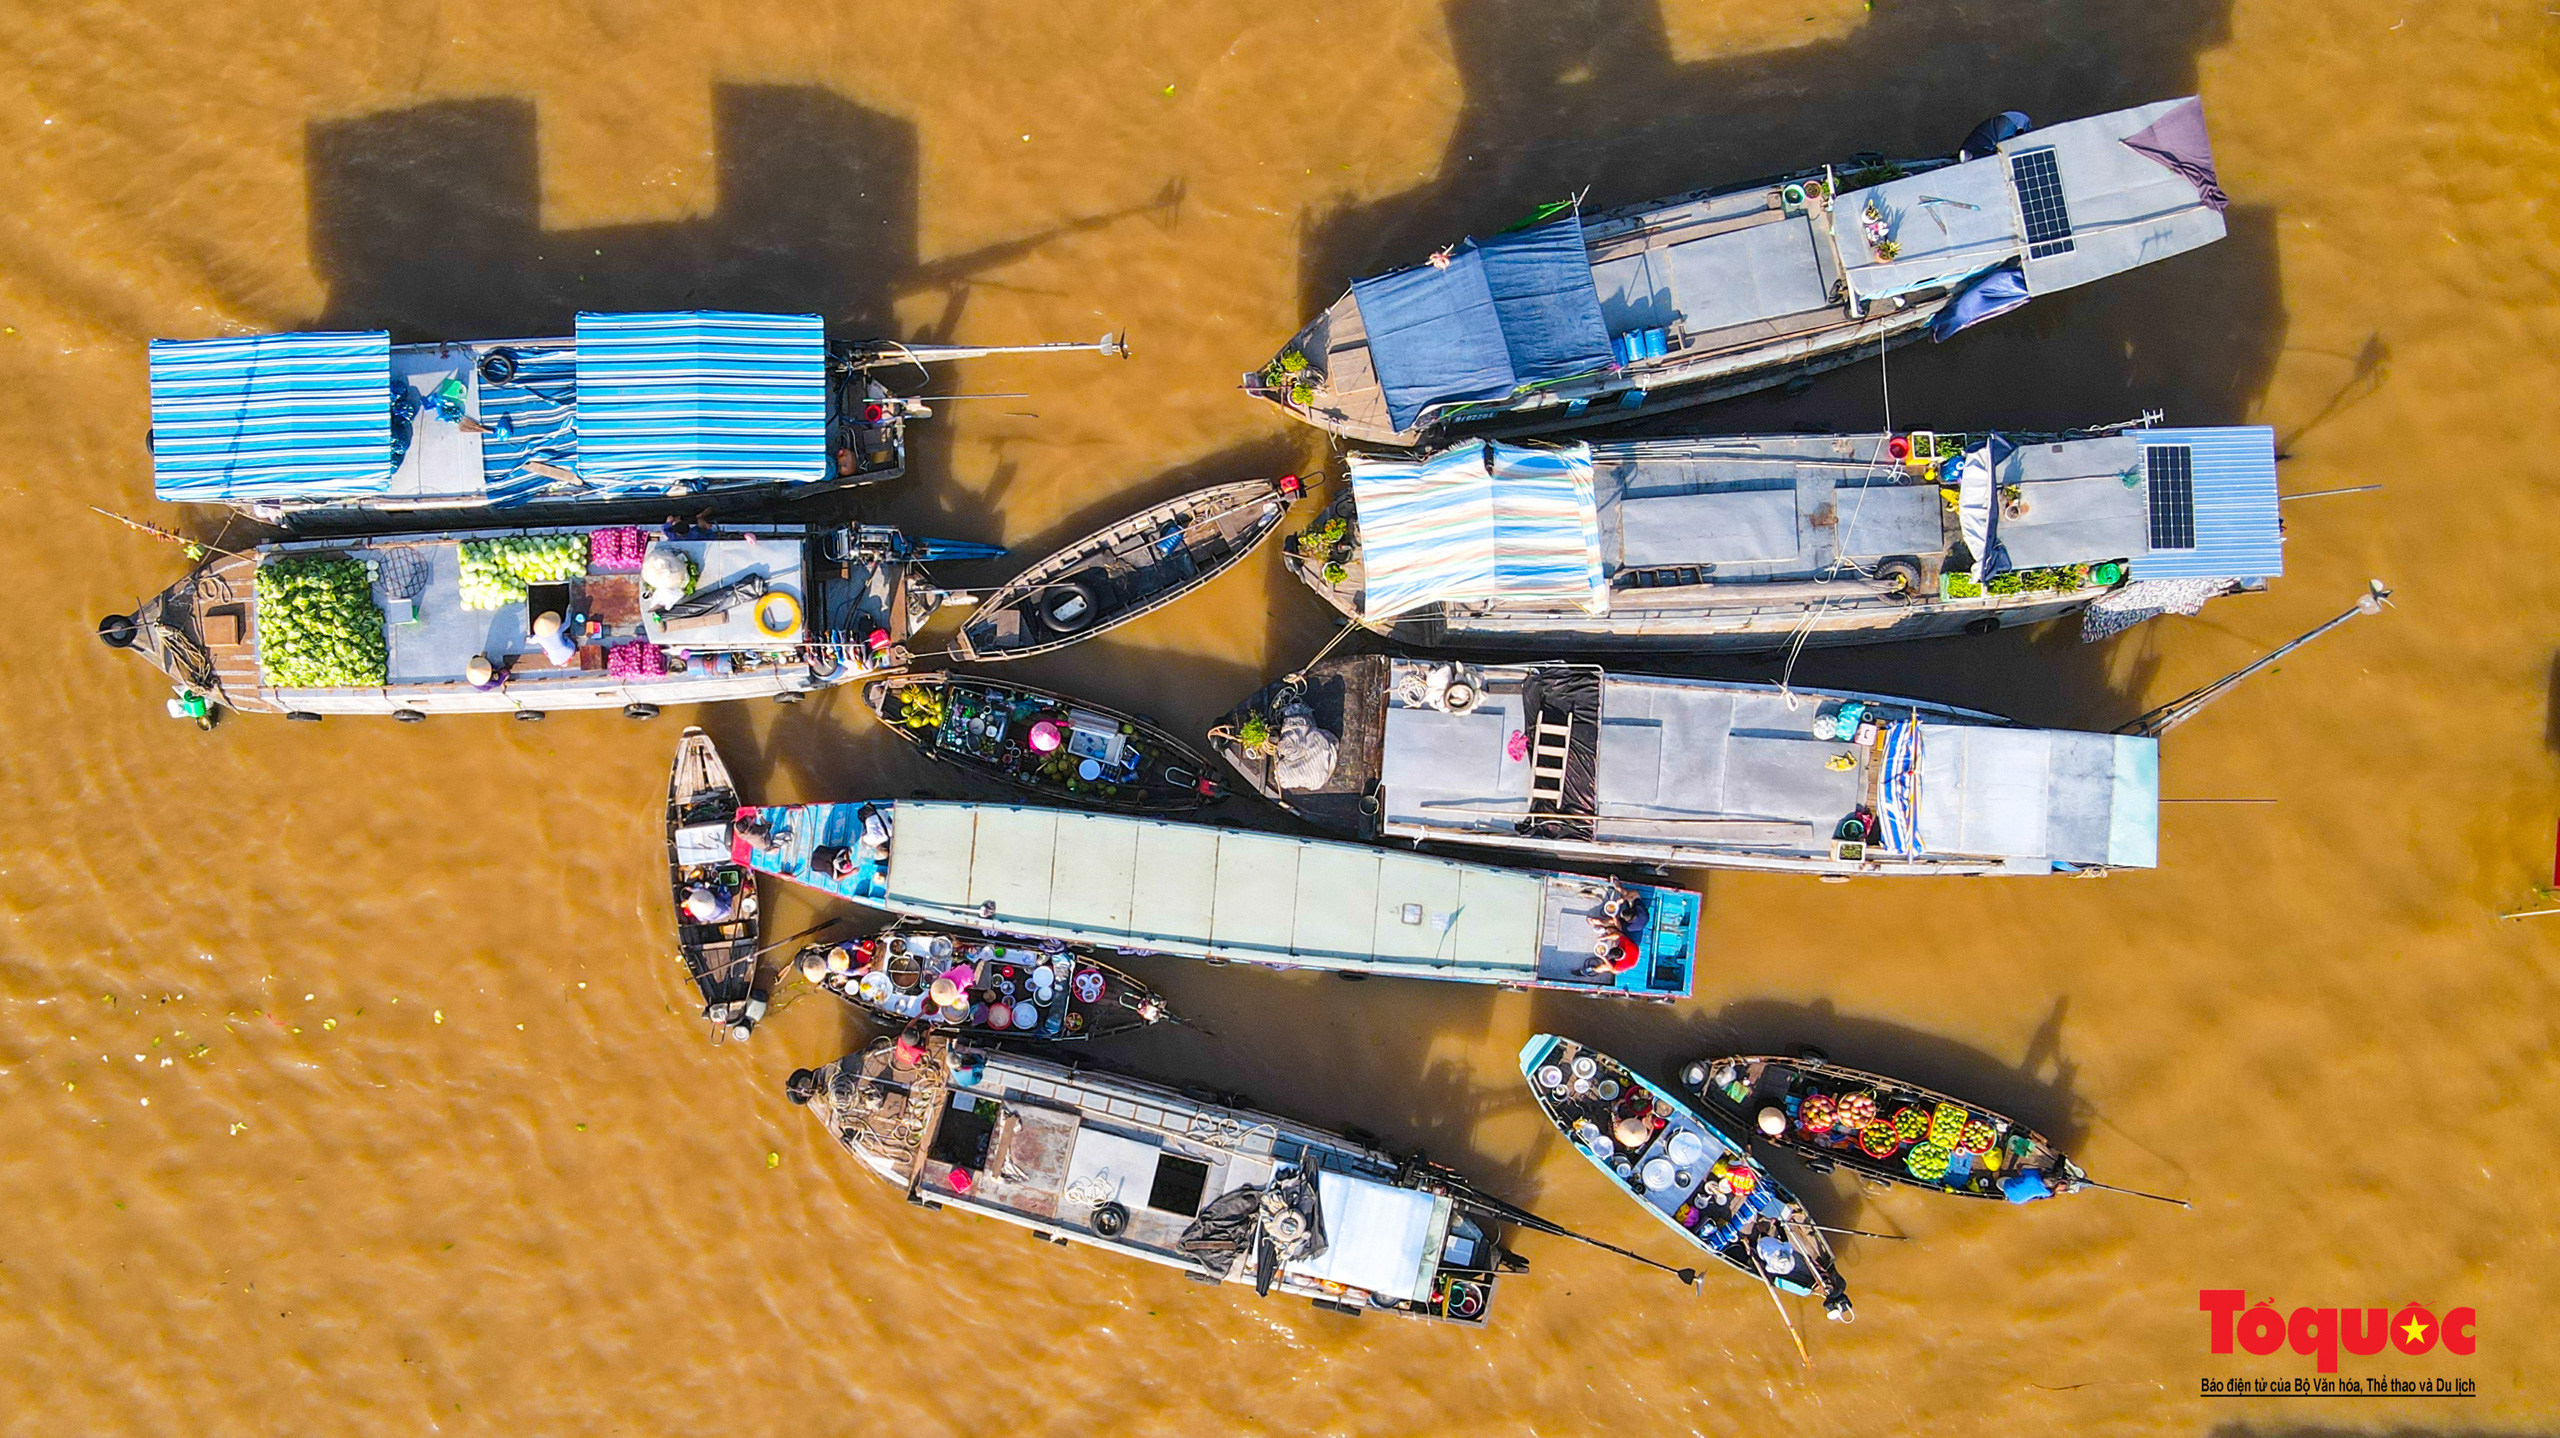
[1252,99,2228,448]
[731,800,1698,998]
[102,522,998,722]
[953,477,1298,662]
[794,923,1172,1042]
[790,1033,1519,1324]
[865,672,1223,814]
[668,729,766,1040]
[1520,1034,1852,1321]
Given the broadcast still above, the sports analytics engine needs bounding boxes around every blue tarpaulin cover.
[572,311,828,488]
[1352,216,1613,431]
[149,331,395,501]
[1930,262,2032,342]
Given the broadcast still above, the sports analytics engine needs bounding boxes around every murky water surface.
[4,2,2557,1432]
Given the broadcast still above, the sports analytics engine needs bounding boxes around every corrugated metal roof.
[149,332,394,502]
[2127,425,2282,580]
[572,311,827,488]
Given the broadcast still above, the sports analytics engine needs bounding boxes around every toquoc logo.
[2201,1290,2477,1373]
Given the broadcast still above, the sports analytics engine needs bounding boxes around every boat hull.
[865,672,1222,815]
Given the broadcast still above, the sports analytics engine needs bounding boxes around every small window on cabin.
[2009,148,2076,260]
[2147,446,2198,551]
[1147,1154,1212,1216]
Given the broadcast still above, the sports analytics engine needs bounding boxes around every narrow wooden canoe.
[1680,1053,2088,1203]
[865,671,1223,814]
[1520,1034,1853,1321]
[794,923,1174,1042]
[954,477,1297,662]
[668,728,765,1039]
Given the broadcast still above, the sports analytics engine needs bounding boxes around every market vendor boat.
[668,729,766,1040]
[1252,98,2228,448]
[793,923,1172,1042]
[1678,1052,2088,1204]
[731,799,1698,998]
[1213,654,2161,878]
[953,477,1299,662]
[1285,422,2283,654]
[791,1032,1520,1323]
[864,672,1223,814]
[146,311,1127,526]
[100,521,1001,721]
[1520,1034,1852,1322]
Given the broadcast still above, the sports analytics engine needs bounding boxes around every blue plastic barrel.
[1642,328,1669,359]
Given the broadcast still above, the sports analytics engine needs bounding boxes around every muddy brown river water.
[4,1,2557,1433]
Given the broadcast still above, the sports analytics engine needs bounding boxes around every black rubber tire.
[1089,1202,1130,1238]
[1793,1044,1830,1067]
[514,710,545,722]
[285,711,323,723]
[1874,557,1924,597]
[624,703,660,720]
[774,691,804,705]
[96,614,139,649]
[1038,580,1101,634]
[478,348,520,385]
[392,709,426,723]
[1963,615,2001,636]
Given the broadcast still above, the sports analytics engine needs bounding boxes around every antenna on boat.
[2075,1177,2193,1209]
[2114,580,2393,739]
[841,332,1131,370]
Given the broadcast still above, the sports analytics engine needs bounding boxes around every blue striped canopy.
[149,332,394,502]
[2127,425,2283,580]
[1348,440,1607,620]
[572,312,828,488]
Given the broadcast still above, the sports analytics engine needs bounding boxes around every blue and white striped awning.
[572,311,828,489]
[1349,439,1607,620]
[2127,425,2283,580]
[149,332,395,502]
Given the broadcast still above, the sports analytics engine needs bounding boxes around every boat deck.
[962,481,1285,659]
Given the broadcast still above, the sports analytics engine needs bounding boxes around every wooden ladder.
[1528,711,1574,812]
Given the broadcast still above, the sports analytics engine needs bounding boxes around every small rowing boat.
[954,477,1298,661]
[865,672,1222,814]
[791,1033,1520,1324]
[668,729,765,1040]
[1520,1034,1852,1321]
[1679,1052,2086,1203]
[793,923,1173,1042]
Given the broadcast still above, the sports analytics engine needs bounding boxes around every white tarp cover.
[1349,440,1607,621]
[1281,1170,1451,1303]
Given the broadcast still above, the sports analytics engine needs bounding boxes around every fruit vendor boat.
[865,672,1224,815]
[731,799,1698,998]
[791,1032,1521,1324]
[1678,1052,2087,1204]
[145,311,1126,526]
[1214,655,2161,878]
[953,477,1298,662]
[1283,422,2283,654]
[668,729,766,1041]
[100,521,1001,721]
[1520,1034,1852,1321]
[793,923,1173,1043]
[1251,98,2227,448]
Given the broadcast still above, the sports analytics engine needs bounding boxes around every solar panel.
[2010,148,2076,259]
[2147,446,2197,551]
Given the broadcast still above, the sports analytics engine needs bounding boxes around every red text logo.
[2201,1290,2476,1373]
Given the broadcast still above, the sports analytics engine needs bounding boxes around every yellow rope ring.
[754,592,802,638]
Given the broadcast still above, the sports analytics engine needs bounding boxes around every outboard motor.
[1960,111,2032,160]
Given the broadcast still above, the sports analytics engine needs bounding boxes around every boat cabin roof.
[741,800,1696,993]
[1378,661,2159,869]
[150,311,829,507]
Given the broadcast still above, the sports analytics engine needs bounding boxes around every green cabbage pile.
[458,535,588,610]
[255,555,387,690]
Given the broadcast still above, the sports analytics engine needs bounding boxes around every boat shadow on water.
[1292,0,2288,440]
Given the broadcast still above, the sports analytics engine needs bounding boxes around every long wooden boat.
[953,477,1298,662]
[792,1033,1518,1324]
[1252,99,2227,448]
[146,312,1123,527]
[1679,1053,2088,1203]
[794,923,1173,1042]
[668,729,766,1040]
[1213,654,2161,878]
[1286,423,2281,653]
[102,522,999,722]
[864,671,1224,814]
[1520,1034,1852,1321]
[731,800,1698,998]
